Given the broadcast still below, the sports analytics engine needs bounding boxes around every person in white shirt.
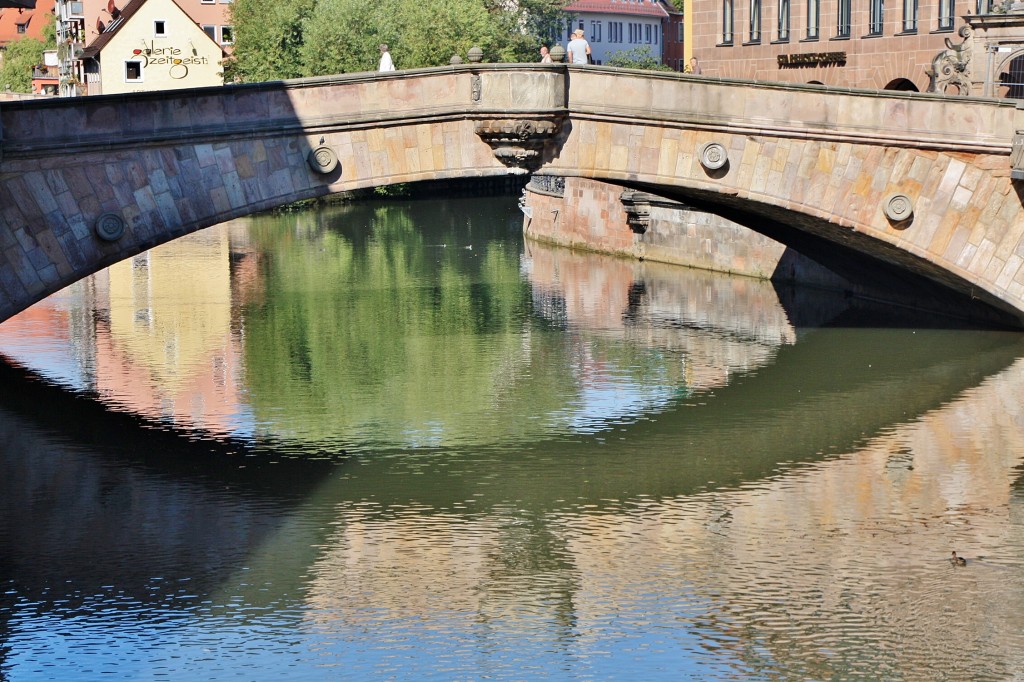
[566,28,591,65]
[379,44,396,72]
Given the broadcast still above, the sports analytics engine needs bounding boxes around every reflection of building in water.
[95,224,248,436]
[0,276,100,389]
[301,358,1024,677]
[523,237,796,392]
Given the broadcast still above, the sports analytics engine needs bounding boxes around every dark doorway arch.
[884,78,919,92]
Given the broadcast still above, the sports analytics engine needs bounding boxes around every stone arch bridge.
[1,65,1023,325]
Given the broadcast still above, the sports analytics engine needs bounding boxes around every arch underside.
[624,181,1022,327]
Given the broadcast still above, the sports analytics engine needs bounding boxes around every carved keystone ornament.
[475,117,565,173]
[620,191,653,234]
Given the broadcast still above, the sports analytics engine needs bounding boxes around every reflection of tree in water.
[240,199,578,449]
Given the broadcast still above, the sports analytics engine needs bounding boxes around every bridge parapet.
[563,66,1019,155]
[0,65,568,160]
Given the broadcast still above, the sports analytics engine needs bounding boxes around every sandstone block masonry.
[523,176,850,289]
[1,65,1023,326]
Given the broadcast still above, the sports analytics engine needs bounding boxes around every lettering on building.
[777,52,847,68]
[131,45,210,80]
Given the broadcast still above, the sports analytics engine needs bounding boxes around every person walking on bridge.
[566,28,591,65]
[379,44,396,72]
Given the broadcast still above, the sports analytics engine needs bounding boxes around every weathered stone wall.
[523,177,851,289]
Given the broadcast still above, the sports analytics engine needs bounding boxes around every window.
[722,0,734,43]
[749,0,762,41]
[938,0,954,29]
[16,23,26,34]
[778,0,791,39]
[202,24,216,41]
[836,0,851,37]
[645,24,652,43]
[902,0,917,31]
[154,20,166,37]
[677,22,684,42]
[591,20,602,42]
[868,0,883,34]
[125,60,142,82]
[69,1,83,14]
[220,26,234,45]
[201,0,214,3]
[807,0,819,38]
[653,24,659,43]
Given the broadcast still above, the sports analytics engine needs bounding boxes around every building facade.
[562,0,681,68]
[53,0,230,95]
[0,0,53,49]
[79,0,223,95]
[689,0,991,91]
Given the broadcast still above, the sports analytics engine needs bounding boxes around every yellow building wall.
[99,0,222,94]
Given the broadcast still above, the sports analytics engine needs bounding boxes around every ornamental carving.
[699,142,729,171]
[474,117,565,173]
[94,213,125,242]
[926,26,973,96]
[883,193,915,225]
[620,191,653,234]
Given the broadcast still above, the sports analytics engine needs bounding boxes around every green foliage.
[0,37,48,93]
[300,0,400,74]
[394,0,496,67]
[225,0,316,82]
[228,0,569,81]
[607,46,675,72]
[374,184,409,197]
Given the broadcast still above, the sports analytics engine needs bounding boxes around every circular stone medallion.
[883,193,914,223]
[94,213,125,242]
[307,146,339,174]
[699,142,728,171]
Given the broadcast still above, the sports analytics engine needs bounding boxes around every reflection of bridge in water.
[2,299,1024,677]
[2,65,1024,324]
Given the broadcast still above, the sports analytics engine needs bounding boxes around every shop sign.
[777,51,847,67]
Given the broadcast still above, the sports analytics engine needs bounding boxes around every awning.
[0,0,36,7]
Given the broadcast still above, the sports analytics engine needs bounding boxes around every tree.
[0,37,48,93]
[225,0,316,82]
[229,0,570,82]
[607,46,675,72]
[300,0,400,75]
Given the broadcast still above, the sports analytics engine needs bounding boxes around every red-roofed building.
[561,0,685,70]
[0,0,54,47]
[53,0,231,96]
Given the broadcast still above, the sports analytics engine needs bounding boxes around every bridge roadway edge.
[1,65,1023,326]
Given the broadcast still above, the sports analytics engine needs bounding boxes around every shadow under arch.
[620,180,1021,328]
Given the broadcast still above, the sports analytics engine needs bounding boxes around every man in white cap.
[566,28,591,65]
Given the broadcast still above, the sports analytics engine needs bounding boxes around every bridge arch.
[2,65,1023,325]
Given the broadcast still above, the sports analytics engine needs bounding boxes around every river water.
[1,195,1024,680]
